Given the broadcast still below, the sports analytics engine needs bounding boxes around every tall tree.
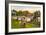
[34,11,40,18]
[12,9,17,16]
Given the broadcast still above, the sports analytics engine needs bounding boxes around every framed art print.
[5,0,45,35]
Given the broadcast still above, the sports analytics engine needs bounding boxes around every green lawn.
[11,19,40,29]
[11,19,20,28]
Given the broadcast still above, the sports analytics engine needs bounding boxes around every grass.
[11,19,20,28]
[11,19,40,29]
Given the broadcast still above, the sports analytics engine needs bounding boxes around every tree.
[33,11,40,18]
[16,10,22,16]
[12,9,17,16]
[33,11,40,25]
[23,11,29,16]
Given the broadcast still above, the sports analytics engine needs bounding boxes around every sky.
[11,6,41,13]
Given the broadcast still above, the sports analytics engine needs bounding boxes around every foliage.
[33,11,40,18]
